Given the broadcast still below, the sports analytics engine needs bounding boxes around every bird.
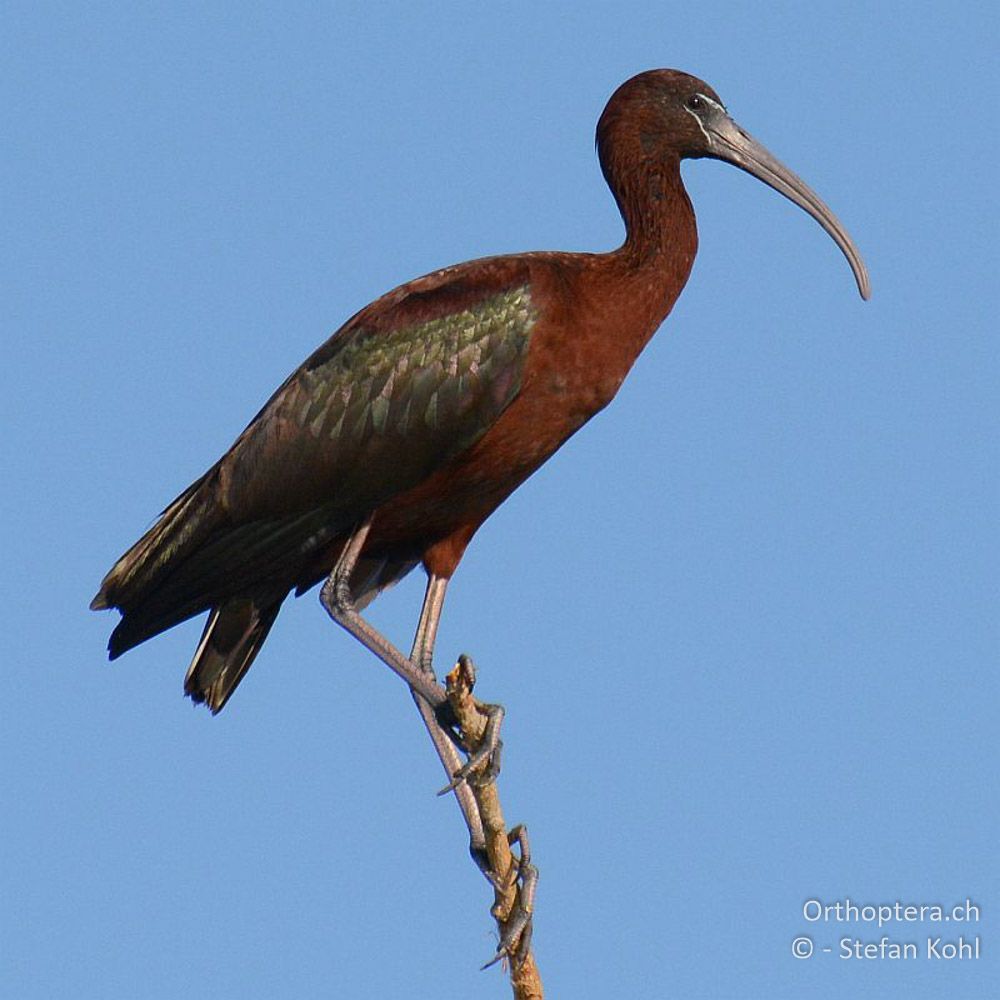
[93,69,868,725]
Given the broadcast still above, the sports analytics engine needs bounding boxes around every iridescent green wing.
[219,263,539,525]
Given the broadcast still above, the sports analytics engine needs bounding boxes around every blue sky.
[4,3,996,998]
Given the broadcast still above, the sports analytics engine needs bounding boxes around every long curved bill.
[706,115,870,300]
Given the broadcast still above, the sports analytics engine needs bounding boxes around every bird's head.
[598,69,870,299]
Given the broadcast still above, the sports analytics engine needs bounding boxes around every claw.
[482,824,537,971]
[437,701,504,794]
[455,652,477,689]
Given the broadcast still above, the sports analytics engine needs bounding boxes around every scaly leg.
[320,520,487,867]
[320,518,445,707]
[408,574,489,867]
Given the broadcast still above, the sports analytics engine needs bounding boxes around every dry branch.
[444,655,543,1000]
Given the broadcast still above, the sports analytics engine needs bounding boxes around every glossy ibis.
[93,69,868,776]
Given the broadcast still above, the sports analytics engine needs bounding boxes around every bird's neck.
[601,156,699,344]
[614,155,696,266]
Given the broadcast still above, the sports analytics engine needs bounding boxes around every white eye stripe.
[694,92,727,115]
[683,105,713,146]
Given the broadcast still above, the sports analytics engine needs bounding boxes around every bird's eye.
[686,94,704,112]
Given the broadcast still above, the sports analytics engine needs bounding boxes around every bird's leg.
[320,524,489,868]
[319,518,445,708]
[408,574,490,871]
[409,572,446,676]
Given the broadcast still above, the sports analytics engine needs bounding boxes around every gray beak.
[706,114,870,300]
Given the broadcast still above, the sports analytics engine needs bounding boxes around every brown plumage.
[93,69,868,713]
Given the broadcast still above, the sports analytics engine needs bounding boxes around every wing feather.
[218,272,538,522]
[95,258,540,655]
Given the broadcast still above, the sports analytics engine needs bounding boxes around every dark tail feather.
[91,469,222,613]
[184,598,282,714]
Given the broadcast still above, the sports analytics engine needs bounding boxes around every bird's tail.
[91,469,221,617]
[91,468,238,659]
[184,598,282,713]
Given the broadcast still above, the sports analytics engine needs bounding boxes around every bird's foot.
[438,654,504,794]
[483,824,537,971]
